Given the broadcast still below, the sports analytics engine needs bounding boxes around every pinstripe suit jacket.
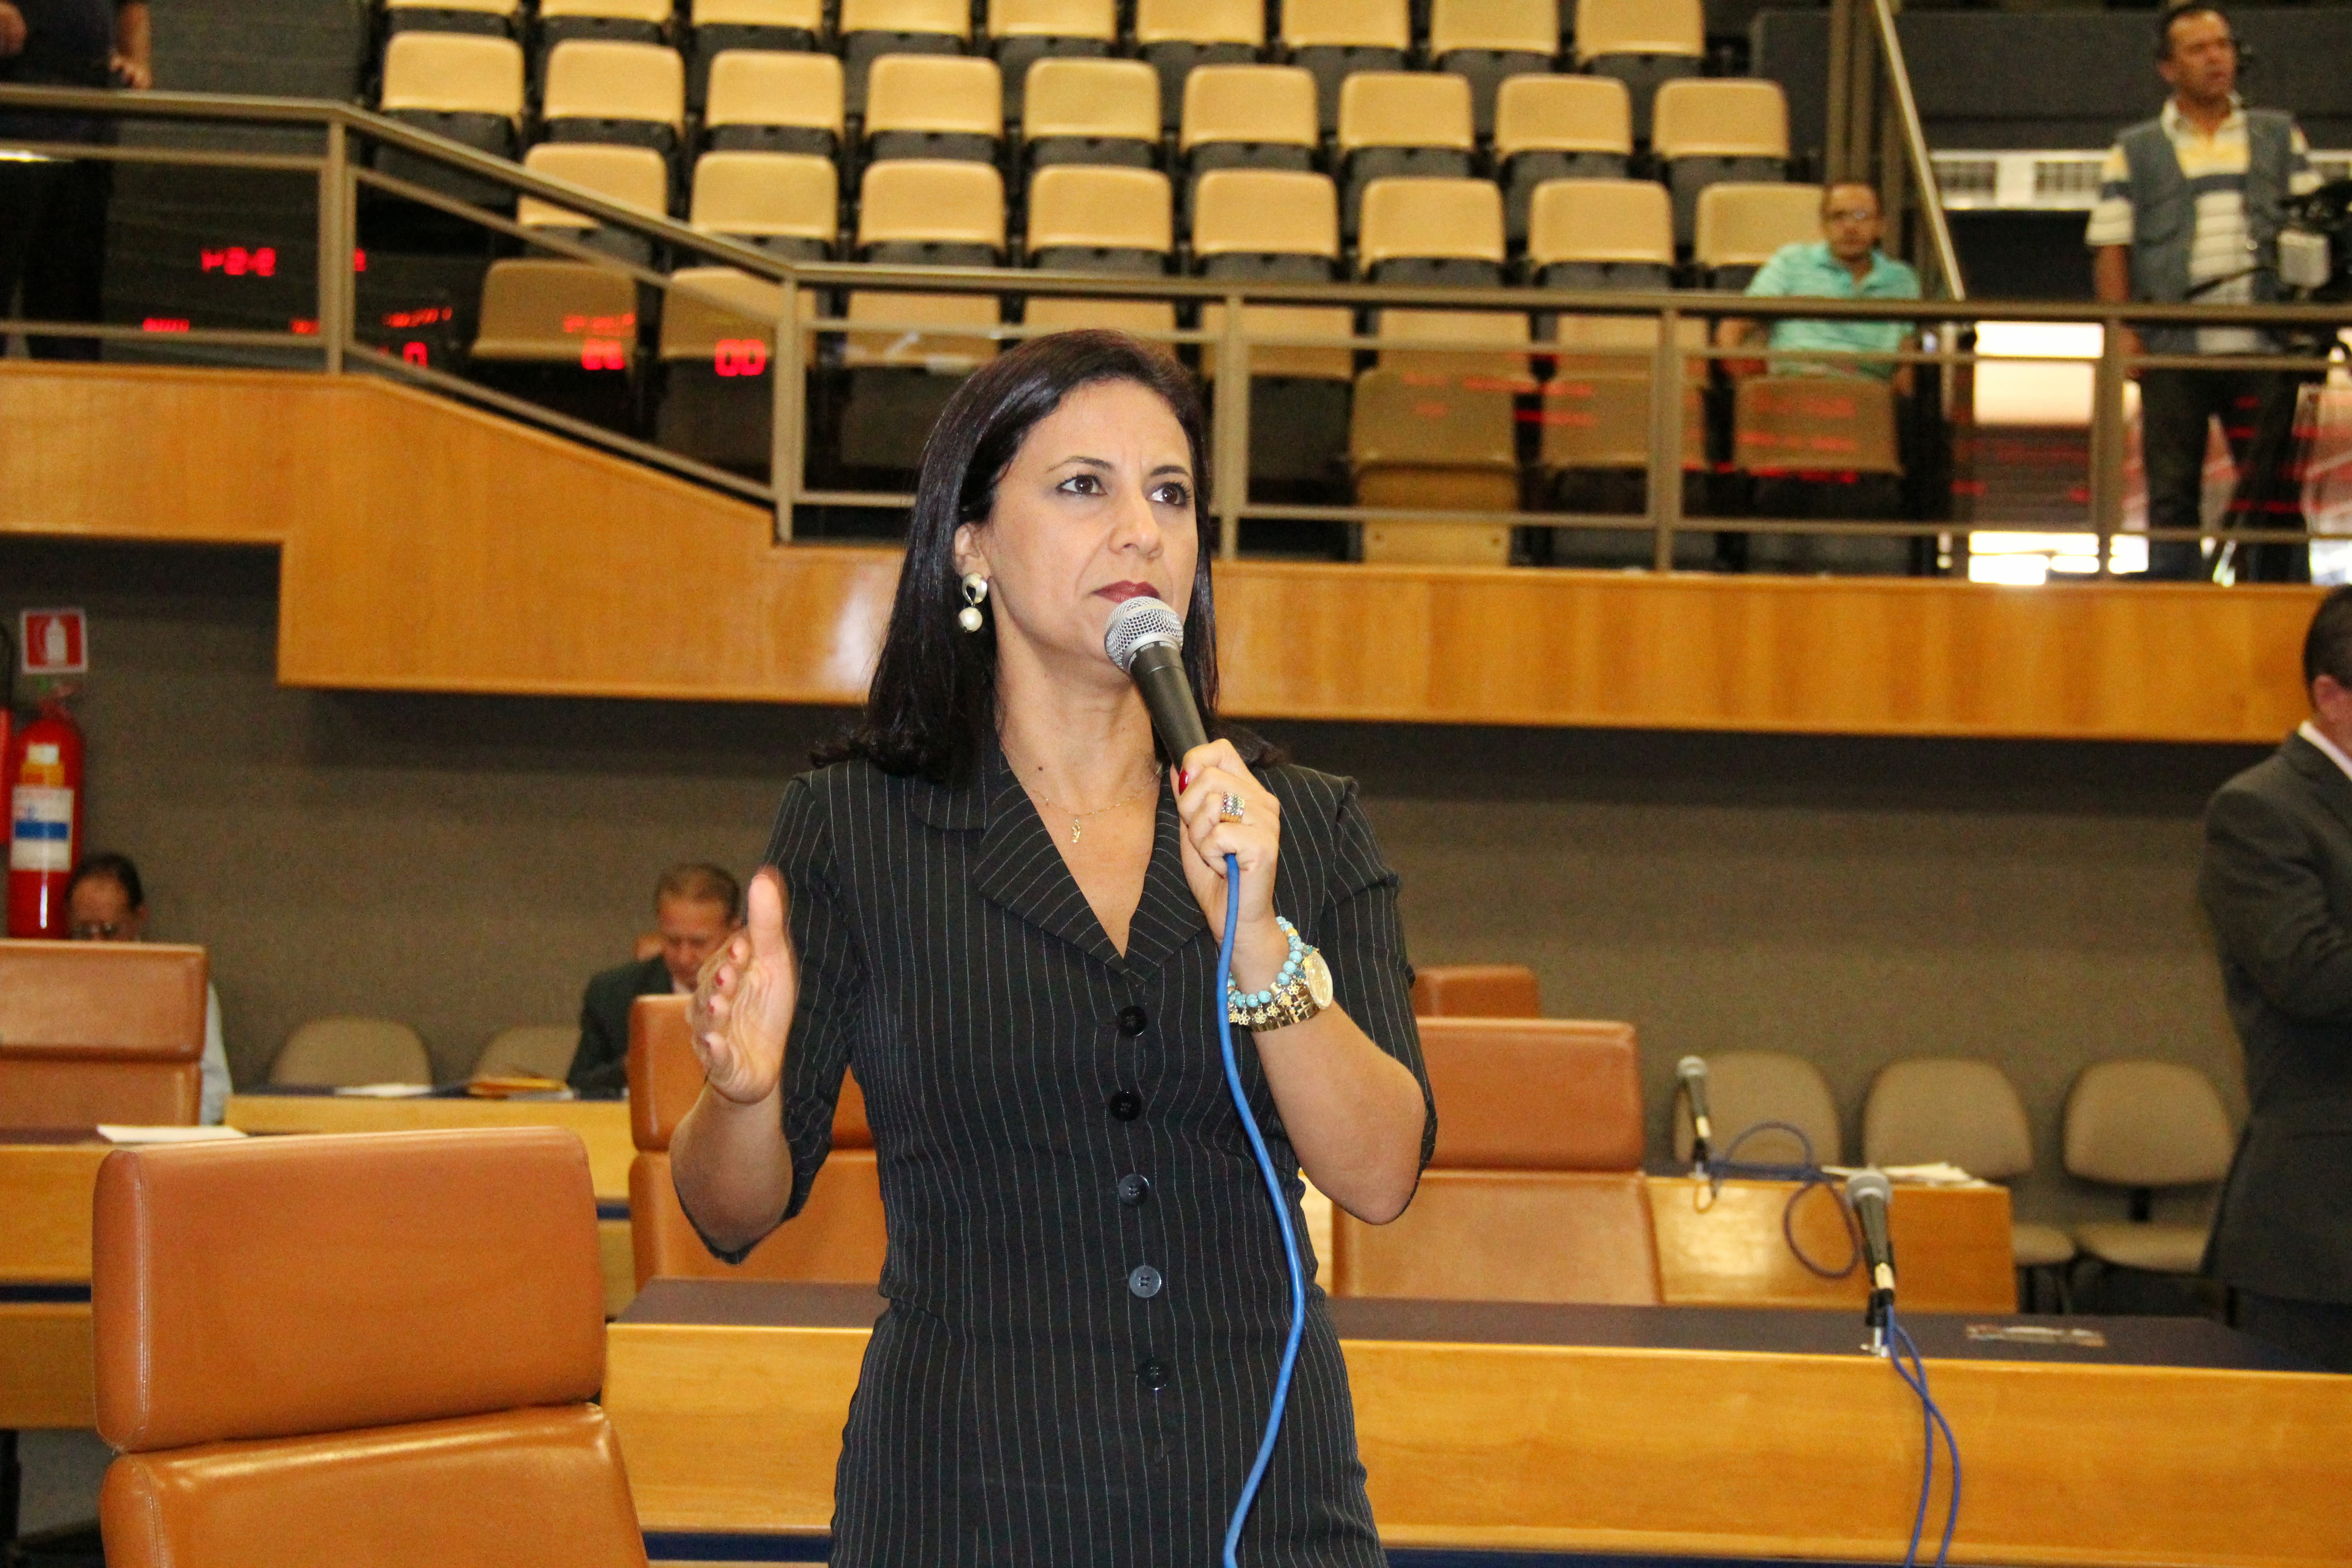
[757,743,1435,1567]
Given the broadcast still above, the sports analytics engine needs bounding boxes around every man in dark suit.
[568,862,741,1098]
[2200,586,2352,1371]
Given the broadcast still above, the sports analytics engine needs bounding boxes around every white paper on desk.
[332,1083,436,1098]
[97,1125,250,1144]
[1823,1161,1984,1187]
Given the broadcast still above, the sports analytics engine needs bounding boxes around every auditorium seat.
[1410,964,1540,1017]
[518,142,670,265]
[1650,78,1788,248]
[1428,0,1559,137]
[687,0,820,107]
[472,1024,582,1081]
[2063,1060,2234,1287]
[376,30,527,199]
[1671,1049,1843,1168]
[1864,1058,2063,1286]
[1357,176,1506,287]
[701,48,844,156]
[384,0,522,39]
[1693,181,1821,291]
[270,1016,432,1088]
[468,258,642,433]
[0,940,207,1127]
[1493,74,1632,245]
[541,39,688,155]
[988,0,1115,119]
[1022,58,1160,173]
[1572,0,1701,141]
[537,0,673,63]
[1021,295,1179,344]
[1374,305,1531,382]
[91,1127,643,1568]
[1025,165,1171,274]
[1180,65,1320,217]
[862,53,1004,164]
[1280,0,1410,135]
[627,995,884,1286]
[837,0,970,117]
[1539,313,1713,568]
[689,149,838,258]
[1351,364,1519,567]
[1421,1016,1648,1170]
[1526,177,1672,290]
[1132,0,1262,134]
[656,266,790,472]
[1335,73,1476,241]
[1732,372,1906,572]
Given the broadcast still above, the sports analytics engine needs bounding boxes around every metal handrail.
[1869,0,1966,303]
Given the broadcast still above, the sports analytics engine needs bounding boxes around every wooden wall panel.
[0,363,2318,742]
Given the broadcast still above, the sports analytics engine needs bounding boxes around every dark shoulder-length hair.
[818,330,1267,785]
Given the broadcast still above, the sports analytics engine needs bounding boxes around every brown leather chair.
[1419,1016,1645,1171]
[626,994,885,1285]
[1410,962,1540,1018]
[0,940,207,1127]
[92,1127,644,1568]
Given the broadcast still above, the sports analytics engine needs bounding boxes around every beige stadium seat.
[472,1024,583,1081]
[1281,0,1410,133]
[377,31,525,160]
[1410,963,1541,1017]
[1573,0,1701,139]
[1336,72,1475,238]
[657,266,792,472]
[538,0,673,58]
[1428,0,1558,136]
[855,157,1004,266]
[1132,0,1261,132]
[864,53,1003,163]
[1494,74,1632,243]
[1695,181,1823,290]
[1734,373,1900,477]
[2064,1061,2235,1279]
[1022,57,1159,171]
[1539,313,1711,567]
[518,142,669,265]
[690,149,838,257]
[1022,296,1179,348]
[989,0,1116,118]
[1375,305,1531,381]
[838,0,970,115]
[1527,177,1673,290]
[270,1017,432,1088]
[1651,78,1790,246]
[384,0,522,39]
[1863,1058,2072,1283]
[1181,64,1320,211]
[469,258,641,431]
[688,0,820,105]
[1352,365,1520,567]
[1192,169,1340,283]
[541,39,687,152]
[1026,165,1171,274]
[1671,1051,1842,1168]
[701,45,843,154]
[1356,176,1505,286]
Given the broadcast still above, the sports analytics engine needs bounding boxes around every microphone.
[1103,595,1206,763]
[1846,1169,1897,1354]
[1676,1055,1713,1174]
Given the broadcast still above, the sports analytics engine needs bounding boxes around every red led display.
[200,246,277,277]
[381,305,453,330]
[289,318,318,335]
[580,338,626,371]
[562,312,636,335]
[402,342,430,368]
[141,318,190,332]
[713,338,769,377]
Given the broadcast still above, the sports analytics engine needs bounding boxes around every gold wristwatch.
[1228,917,1334,1031]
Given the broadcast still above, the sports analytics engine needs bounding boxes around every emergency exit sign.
[21,610,88,675]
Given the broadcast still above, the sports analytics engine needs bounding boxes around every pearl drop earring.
[957,573,989,633]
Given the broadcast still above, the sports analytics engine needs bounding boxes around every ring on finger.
[1218,792,1247,824]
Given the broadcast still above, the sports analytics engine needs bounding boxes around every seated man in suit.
[568,862,741,1098]
[2200,586,2352,1372]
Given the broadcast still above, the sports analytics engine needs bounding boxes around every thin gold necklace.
[1011,757,1158,844]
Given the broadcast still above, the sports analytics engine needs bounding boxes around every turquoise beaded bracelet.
[1227,916,1308,1011]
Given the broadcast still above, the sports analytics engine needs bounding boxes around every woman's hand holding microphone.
[690,866,798,1108]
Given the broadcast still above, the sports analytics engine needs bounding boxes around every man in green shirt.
[1717,182,1921,394]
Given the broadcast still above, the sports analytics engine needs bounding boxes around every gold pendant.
[1070,819,1082,844]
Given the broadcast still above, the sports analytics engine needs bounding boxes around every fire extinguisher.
[7,697,86,939]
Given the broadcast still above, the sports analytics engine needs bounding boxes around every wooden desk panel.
[224,1095,635,1201]
[1650,1176,2017,1313]
[0,1145,110,1282]
[0,1303,95,1429]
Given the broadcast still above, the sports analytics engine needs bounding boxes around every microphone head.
[1676,1055,1708,1084]
[1103,595,1183,674]
[1845,1169,1894,1206]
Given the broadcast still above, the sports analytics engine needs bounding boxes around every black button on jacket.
[735,744,1435,1567]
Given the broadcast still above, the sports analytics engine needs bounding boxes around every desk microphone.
[1104,595,1207,761]
[1846,1169,1896,1356]
[1676,1056,1713,1175]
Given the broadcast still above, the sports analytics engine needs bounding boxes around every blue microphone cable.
[1215,854,1306,1567]
[1885,1306,1962,1568]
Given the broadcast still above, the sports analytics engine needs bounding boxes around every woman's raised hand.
[690,867,798,1107]
[1172,739,1291,990]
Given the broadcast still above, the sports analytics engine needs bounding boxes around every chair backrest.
[2063,1060,2236,1189]
[1133,0,1261,48]
[1695,181,1823,270]
[1026,165,1172,256]
[1733,374,1901,477]
[1493,73,1630,159]
[1283,0,1410,51]
[1410,962,1540,1018]
[1351,367,1517,473]
[1549,310,1708,376]
[704,48,843,134]
[1180,64,1319,153]
[1328,1170,1660,1302]
[1357,176,1505,273]
[541,39,686,131]
[1573,0,1702,62]
[690,150,838,242]
[838,0,968,37]
[856,158,1006,252]
[1024,297,1180,339]
[1337,71,1474,155]
[0,940,207,1127]
[1651,78,1788,161]
[470,260,639,365]
[1372,306,1531,380]
[543,0,672,20]
[1430,0,1559,58]
[1196,302,1354,382]
[472,1024,582,1081]
[1862,1057,2033,1179]
[627,994,869,1152]
[379,31,525,118]
[270,1016,431,1088]
[1671,1049,1843,1167]
[1022,57,1159,144]
[989,0,1114,42]
[93,1128,637,1568]
[1527,176,1671,267]
[661,266,797,359]
[518,142,669,232]
[694,0,821,25]
[864,52,1003,139]
[1418,1016,1646,1171]
[1191,169,1339,264]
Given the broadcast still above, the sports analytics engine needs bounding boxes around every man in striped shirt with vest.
[2086,3,2320,583]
